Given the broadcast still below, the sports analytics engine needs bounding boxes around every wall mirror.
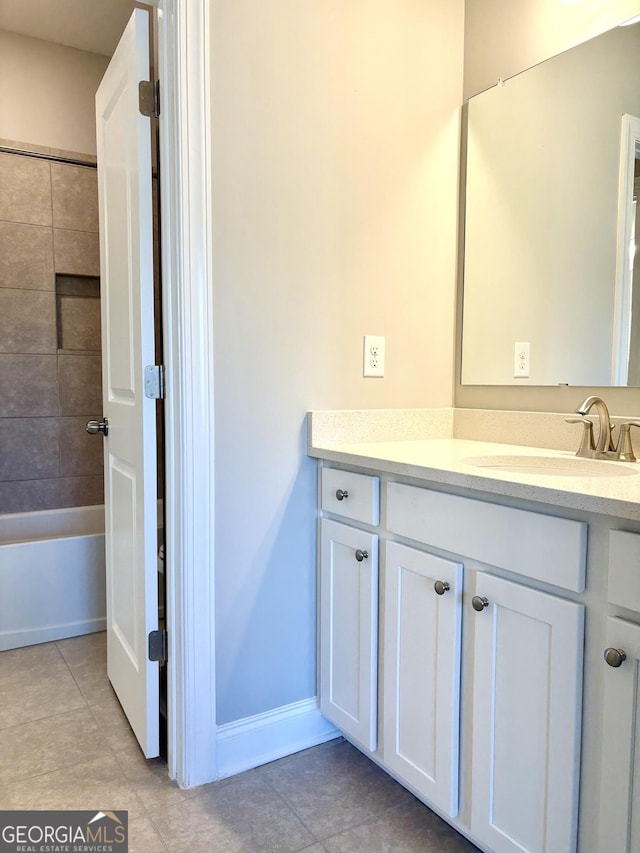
[461,21,640,386]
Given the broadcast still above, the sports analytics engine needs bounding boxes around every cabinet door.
[470,572,584,853]
[598,617,640,853]
[382,542,462,817]
[319,518,378,751]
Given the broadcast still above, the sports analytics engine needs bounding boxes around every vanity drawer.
[608,530,640,612]
[321,468,380,526]
[386,482,587,592]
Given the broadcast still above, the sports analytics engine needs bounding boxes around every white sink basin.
[462,454,638,478]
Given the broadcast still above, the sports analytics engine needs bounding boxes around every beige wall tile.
[0,152,52,226]
[0,354,58,417]
[58,294,101,351]
[0,479,60,513]
[51,163,98,232]
[59,417,104,477]
[0,290,56,353]
[57,354,102,415]
[59,475,104,508]
[0,221,54,290]
[0,417,60,482]
[54,229,100,276]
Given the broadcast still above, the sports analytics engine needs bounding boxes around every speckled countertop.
[307,409,640,521]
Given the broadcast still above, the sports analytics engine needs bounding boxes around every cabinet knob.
[434,580,450,595]
[472,595,489,612]
[355,549,368,562]
[604,647,627,668]
[335,489,349,501]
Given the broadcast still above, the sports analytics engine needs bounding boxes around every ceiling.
[0,0,138,57]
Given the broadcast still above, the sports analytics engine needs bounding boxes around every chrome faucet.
[566,396,640,462]
[574,396,614,456]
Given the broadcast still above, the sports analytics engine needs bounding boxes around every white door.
[470,572,584,853]
[382,542,462,817]
[95,8,159,758]
[598,616,640,852]
[319,519,378,751]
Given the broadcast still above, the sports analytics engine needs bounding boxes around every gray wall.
[0,144,104,513]
[211,0,465,725]
[0,30,108,157]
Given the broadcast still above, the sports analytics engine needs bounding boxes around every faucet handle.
[565,416,595,455]
[615,421,640,462]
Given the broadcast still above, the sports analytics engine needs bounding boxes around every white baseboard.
[1,617,107,652]
[216,697,341,779]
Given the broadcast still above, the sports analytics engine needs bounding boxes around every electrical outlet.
[364,336,385,377]
[514,341,530,378]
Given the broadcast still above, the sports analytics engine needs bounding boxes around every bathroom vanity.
[308,409,640,853]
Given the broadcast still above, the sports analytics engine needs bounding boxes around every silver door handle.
[86,418,109,436]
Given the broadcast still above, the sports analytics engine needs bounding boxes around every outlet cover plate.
[364,335,385,377]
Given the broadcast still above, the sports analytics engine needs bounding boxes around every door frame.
[156,0,217,786]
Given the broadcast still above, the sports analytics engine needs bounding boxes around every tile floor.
[0,632,479,852]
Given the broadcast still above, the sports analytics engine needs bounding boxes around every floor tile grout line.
[0,699,89,734]
[59,649,111,707]
[254,750,414,847]
[257,773,323,846]
[86,702,130,761]
[55,639,94,711]
[142,808,172,852]
[0,750,128,792]
[1,767,149,821]
[0,701,98,735]
[310,796,418,846]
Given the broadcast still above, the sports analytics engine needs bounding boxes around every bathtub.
[0,505,106,651]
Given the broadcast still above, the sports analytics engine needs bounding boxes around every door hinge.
[144,364,165,399]
[148,629,167,662]
[139,80,160,118]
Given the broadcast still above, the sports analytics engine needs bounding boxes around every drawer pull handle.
[355,549,368,562]
[335,489,349,501]
[604,647,627,668]
[472,595,489,612]
[434,580,450,595]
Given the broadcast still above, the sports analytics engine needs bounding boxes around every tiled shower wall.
[0,142,104,514]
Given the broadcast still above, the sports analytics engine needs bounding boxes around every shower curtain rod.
[0,144,97,169]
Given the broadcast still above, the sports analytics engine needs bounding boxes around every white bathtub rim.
[0,505,105,544]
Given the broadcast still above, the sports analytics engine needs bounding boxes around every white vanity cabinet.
[382,541,463,818]
[319,518,378,751]
[598,617,640,853]
[470,572,584,853]
[317,464,587,853]
[318,469,380,752]
[598,530,640,853]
